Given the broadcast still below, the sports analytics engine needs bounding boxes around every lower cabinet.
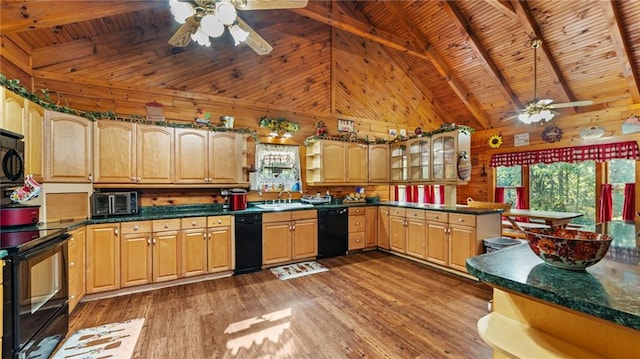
[448,213,479,272]
[151,219,181,282]
[378,206,391,249]
[425,211,449,266]
[348,207,366,250]
[263,210,317,266]
[86,223,120,294]
[68,226,86,312]
[207,215,233,273]
[405,209,427,259]
[181,216,232,277]
[120,221,153,287]
[365,206,378,248]
[389,208,407,253]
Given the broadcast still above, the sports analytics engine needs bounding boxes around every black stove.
[1,226,66,254]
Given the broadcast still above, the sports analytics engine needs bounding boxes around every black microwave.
[91,191,139,217]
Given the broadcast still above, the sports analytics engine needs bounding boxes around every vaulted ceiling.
[2,0,640,132]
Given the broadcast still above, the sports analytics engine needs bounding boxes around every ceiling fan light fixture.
[200,14,225,38]
[216,1,238,25]
[229,24,249,45]
[191,28,212,47]
[169,0,194,24]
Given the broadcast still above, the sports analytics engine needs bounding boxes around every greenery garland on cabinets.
[0,74,258,140]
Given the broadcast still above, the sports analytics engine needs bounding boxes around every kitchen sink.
[254,202,315,211]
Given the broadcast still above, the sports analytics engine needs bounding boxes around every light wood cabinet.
[377,206,391,250]
[86,223,120,294]
[68,226,86,313]
[175,129,243,184]
[207,215,233,272]
[44,110,93,182]
[348,207,366,250]
[431,129,471,181]
[181,217,208,277]
[368,144,390,183]
[263,210,317,265]
[0,88,25,135]
[389,207,407,253]
[448,213,478,272]
[24,100,44,181]
[407,137,430,181]
[306,140,346,184]
[94,120,136,183]
[120,221,153,287]
[346,143,368,183]
[390,142,407,182]
[405,209,427,259]
[425,211,449,266]
[151,219,181,282]
[365,206,377,248]
[137,124,174,184]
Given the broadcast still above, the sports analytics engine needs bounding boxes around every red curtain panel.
[425,185,434,204]
[494,187,505,203]
[438,186,445,204]
[599,184,613,222]
[515,186,529,222]
[622,183,636,221]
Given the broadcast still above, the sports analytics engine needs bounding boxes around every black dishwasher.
[234,213,263,275]
[317,207,348,258]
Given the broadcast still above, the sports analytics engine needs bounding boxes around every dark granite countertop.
[381,201,503,215]
[466,220,640,330]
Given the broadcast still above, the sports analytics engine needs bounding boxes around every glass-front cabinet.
[253,144,302,193]
[431,130,470,181]
[408,137,430,181]
[390,142,408,182]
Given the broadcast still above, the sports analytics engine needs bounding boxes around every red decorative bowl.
[524,228,613,270]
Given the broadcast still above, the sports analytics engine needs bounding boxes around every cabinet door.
[210,132,242,183]
[368,144,389,183]
[1,88,25,135]
[378,207,390,249]
[137,124,174,183]
[44,110,93,182]
[406,218,426,259]
[390,142,407,182]
[389,216,406,253]
[86,224,120,293]
[321,141,346,182]
[346,143,367,183]
[449,225,476,273]
[24,100,44,181]
[208,226,232,272]
[152,230,181,282]
[121,232,152,287]
[426,222,449,266]
[181,228,208,277]
[68,226,85,313]
[94,120,136,183]
[175,128,208,184]
[431,133,457,181]
[408,138,430,181]
[292,219,317,259]
[365,207,377,248]
[263,221,292,265]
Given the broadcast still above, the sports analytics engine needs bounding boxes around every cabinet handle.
[147,237,151,244]
[356,239,361,243]
[133,225,139,231]
[70,261,75,267]
[70,295,75,299]
[292,224,296,231]
[153,238,157,244]
[88,174,93,181]
[356,222,360,226]
[114,228,118,236]
[217,220,221,224]
[131,176,136,182]
[191,221,197,226]
[137,177,142,182]
[458,218,464,223]
[163,223,169,228]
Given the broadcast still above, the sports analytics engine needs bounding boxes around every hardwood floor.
[69,251,493,358]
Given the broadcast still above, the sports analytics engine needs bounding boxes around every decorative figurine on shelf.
[315,121,328,137]
[415,127,424,137]
[195,108,211,125]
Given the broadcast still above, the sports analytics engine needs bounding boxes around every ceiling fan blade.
[536,98,554,106]
[235,0,308,10]
[548,100,594,109]
[236,17,273,55]
[168,16,199,47]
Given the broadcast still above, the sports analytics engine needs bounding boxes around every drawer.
[263,211,292,223]
[406,209,425,220]
[424,210,448,223]
[349,207,365,216]
[182,217,207,229]
[449,213,476,227]
[152,218,181,232]
[68,242,79,272]
[207,215,231,227]
[389,207,406,217]
[348,231,366,250]
[348,215,366,232]
[291,209,317,220]
[121,220,152,234]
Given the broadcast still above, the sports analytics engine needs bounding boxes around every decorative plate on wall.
[579,126,605,140]
[542,125,563,143]
[488,134,503,148]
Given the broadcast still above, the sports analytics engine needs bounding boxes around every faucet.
[278,189,292,203]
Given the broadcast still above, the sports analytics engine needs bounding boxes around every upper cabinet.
[346,142,368,183]
[431,129,470,182]
[44,110,93,183]
[0,88,25,135]
[174,129,243,185]
[390,142,407,182]
[24,100,44,182]
[368,144,389,183]
[408,137,430,182]
[306,140,369,185]
[137,124,175,184]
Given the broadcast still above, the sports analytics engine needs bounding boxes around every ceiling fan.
[506,39,594,124]
[168,0,308,55]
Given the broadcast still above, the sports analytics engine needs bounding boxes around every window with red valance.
[490,141,639,167]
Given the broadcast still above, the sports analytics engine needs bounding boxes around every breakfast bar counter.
[466,220,640,358]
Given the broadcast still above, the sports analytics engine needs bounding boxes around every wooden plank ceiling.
[2,0,640,132]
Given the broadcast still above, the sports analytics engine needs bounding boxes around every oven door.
[16,235,69,352]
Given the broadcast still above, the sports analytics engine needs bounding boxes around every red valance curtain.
[622,183,636,221]
[494,187,504,203]
[599,184,613,222]
[490,141,639,167]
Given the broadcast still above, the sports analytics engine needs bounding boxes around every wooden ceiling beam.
[442,1,522,112]
[599,1,640,103]
[483,0,516,21]
[510,0,577,112]
[382,1,491,129]
[0,1,160,34]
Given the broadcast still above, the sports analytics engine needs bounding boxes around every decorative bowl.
[524,228,613,270]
